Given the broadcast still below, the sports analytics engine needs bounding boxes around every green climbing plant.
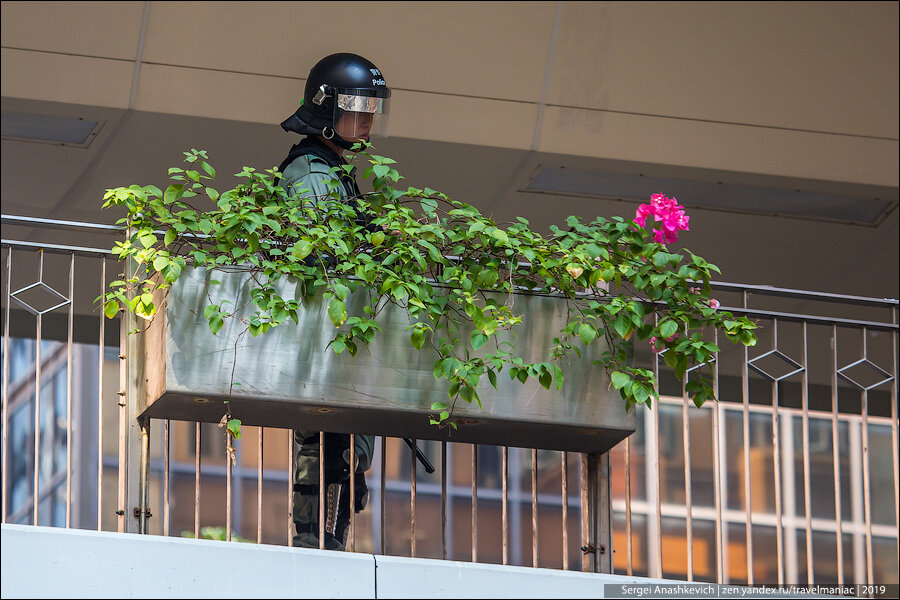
[100,144,757,429]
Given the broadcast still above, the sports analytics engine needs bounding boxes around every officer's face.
[335,111,373,141]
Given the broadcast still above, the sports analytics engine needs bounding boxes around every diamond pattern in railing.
[10,280,70,315]
[748,348,805,382]
[837,357,894,391]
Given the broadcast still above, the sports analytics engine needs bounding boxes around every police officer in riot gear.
[278,52,390,550]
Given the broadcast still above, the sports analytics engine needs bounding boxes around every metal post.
[472,443,478,563]
[97,257,105,531]
[194,422,201,539]
[138,416,150,534]
[257,426,263,545]
[121,236,148,533]
[831,325,844,586]
[163,419,170,536]
[441,441,447,560]
[562,450,569,571]
[410,437,417,558]
[580,452,612,573]
[682,379,694,582]
[502,445,509,565]
[1,249,10,524]
[65,253,74,528]
[349,433,356,551]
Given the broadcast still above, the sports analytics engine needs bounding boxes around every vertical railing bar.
[257,426,263,545]
[66,252,74,528]
[410,437,417,558]
[891,307,899,566]
[801,322,813,584]
[117,299,127,534]
[194,422,201,539]
[831,325,844,586]
[562,450,569,571]
[472,443,478,563]
[502,445,509,565]
[318,431,325,550]
[287,432,294,546]
[226,422,232,542]
[771,318,784,586]
[380,436,386,556]
[33,251,43,525]
[624,439,632,576]
[349,433,356,552]
[711,330,725,584]
[682,378,693,581]
[139,418,150,534]
[532,447,538,567]
[32,249,44,525]
[742,291,754,585]
[848,405,866,582]
[860,329,874,585]
[163,419,170,536]
[1,248,11,524]
[652,313,662,579]
[580,452,588,572]
[441,440,447,560]
[97,257,105,531]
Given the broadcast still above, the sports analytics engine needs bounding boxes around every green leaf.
[104,300,119,319]
[659,319,679,339]
[471,332,488,350]
[578,323,596,345]
[209,315,224,334]
[420,197,438,214]
[291,240,313,261]
[487,369,498,389]
[226,418,242,439]
[611,371,631,390]
[332,281,349,301]
[164,184,184,204]
[328,298,347,327]
[164,228,176,246]
[410,329,426,350]
[370,231,385,247]
[139,232,157,248]
[539,371,552,390]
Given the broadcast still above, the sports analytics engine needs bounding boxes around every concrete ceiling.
[2,1,898,303]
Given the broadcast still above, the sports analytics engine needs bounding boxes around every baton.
[403,438,435,473]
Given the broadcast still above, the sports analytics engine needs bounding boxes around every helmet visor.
[337,93,389,115]
[332,92,391,143]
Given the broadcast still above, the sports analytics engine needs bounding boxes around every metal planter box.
[137,267,634,453]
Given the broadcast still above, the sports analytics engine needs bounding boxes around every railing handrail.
[4,213,898,309]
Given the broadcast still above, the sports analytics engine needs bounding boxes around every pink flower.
[649,337,664,354]
[708,298,720,310]
[652,229,666,244]
[633,193,690,244]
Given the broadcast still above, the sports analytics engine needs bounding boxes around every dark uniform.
[277,53,391,551]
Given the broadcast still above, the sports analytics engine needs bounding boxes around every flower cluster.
[690,286,720,310]
[649,333,678,354]
[634,193,690,244]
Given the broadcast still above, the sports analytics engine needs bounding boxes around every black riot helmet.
[281,53,391,150]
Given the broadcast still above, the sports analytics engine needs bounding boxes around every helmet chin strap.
[323,126,365,151]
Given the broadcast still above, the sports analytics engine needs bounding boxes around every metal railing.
[2,215,898,584]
